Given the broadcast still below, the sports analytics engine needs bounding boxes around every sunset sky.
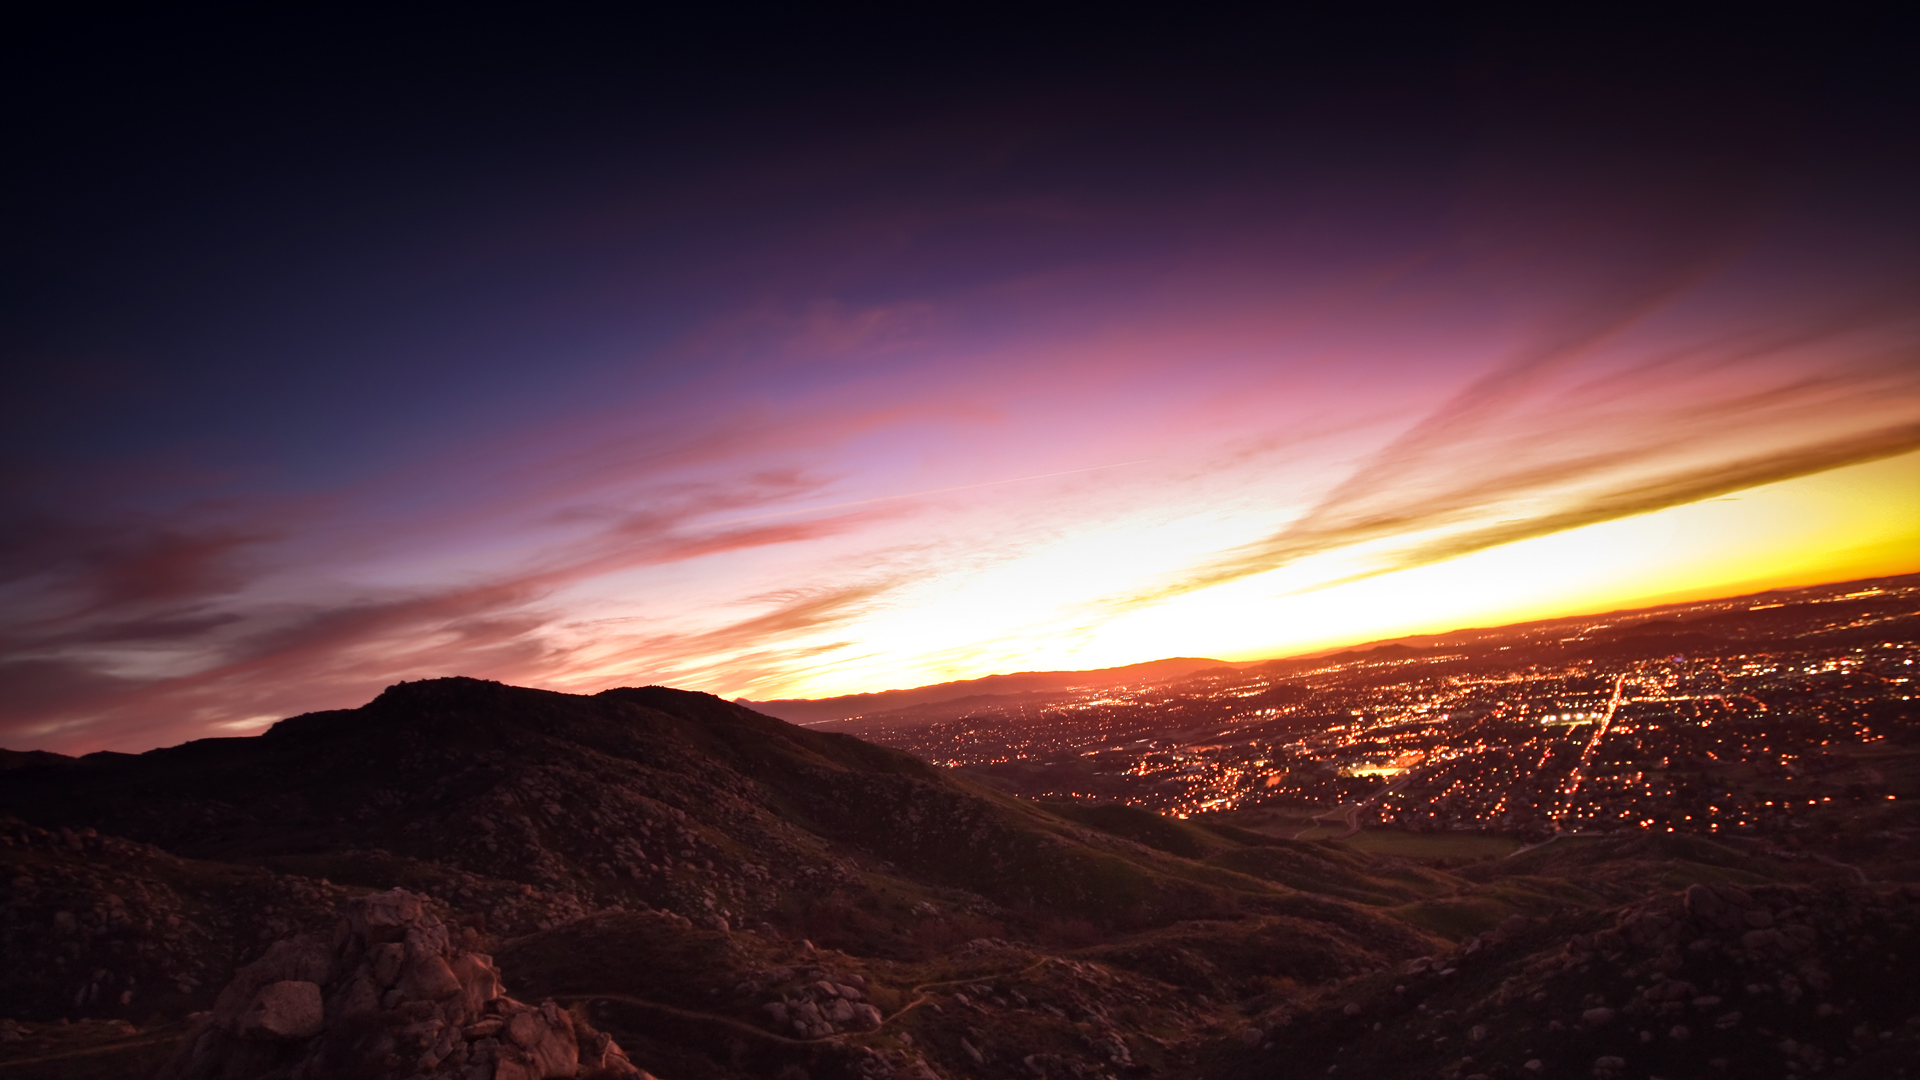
[6,11,1917,753]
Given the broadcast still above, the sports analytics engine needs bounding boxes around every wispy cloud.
[10,93,1918,755]
[0,423,918,750]
[1104,299,1920,611]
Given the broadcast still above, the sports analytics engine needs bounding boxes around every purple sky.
[5,11,1918,752]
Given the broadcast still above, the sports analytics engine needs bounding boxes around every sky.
[5,10,1918,753]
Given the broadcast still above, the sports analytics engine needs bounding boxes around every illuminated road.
[1556,672,1628,813]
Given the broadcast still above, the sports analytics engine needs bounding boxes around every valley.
[810,576,1920,855]
[0,576,1914,1079]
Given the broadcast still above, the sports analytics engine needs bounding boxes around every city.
[2,579,1913,1079]
[816,577,1920,852]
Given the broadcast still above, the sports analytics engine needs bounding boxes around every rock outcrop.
[157,888,651,1080]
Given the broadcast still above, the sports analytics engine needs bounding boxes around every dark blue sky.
[5,9,1917,751]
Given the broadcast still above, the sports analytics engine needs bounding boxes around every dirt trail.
[562,956,1060,1047]
[0,1034,178,1071]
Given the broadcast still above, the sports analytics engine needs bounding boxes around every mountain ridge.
[744,574,1920,732]
[0,674,1913,1079]
[740,657,1235,725]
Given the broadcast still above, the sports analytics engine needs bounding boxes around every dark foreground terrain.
[1,677,1915,1079]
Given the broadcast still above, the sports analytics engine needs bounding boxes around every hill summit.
[0,678,1915,1079]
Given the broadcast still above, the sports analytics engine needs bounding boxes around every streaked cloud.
[7,48,1918,752]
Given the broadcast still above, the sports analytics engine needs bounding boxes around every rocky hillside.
[0,677,1913,1079]
[155,887,648,1080]
[1206,879,1920,1079]
[1,679,1370,940]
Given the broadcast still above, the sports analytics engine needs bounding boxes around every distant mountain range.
[743,574,1920,728]
[739,656,1234,724]
[2,573,1916,1077]
[0,677,1434,1077]
[0,674,1913,1078]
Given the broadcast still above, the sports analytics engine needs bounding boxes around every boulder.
[1683,883,1724,922]
[1643,981,1695,1004]
[399,952,464,1001]
[1742,928,1785,957]
[1620,911,1680,950]
[506,1000,580,1077]
[156,887,651,1080]
[235,981,324,1040]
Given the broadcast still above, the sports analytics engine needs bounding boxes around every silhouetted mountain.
[0,677,1912,1079]
[740,658,1233,725]
[0,678,1420,1078]
[0,749,73,771]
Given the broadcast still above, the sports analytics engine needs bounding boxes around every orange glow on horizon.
[664,447,1920,702]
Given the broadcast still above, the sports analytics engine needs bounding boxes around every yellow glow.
[688,449,1918,700]
[1200,447,1920,659]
